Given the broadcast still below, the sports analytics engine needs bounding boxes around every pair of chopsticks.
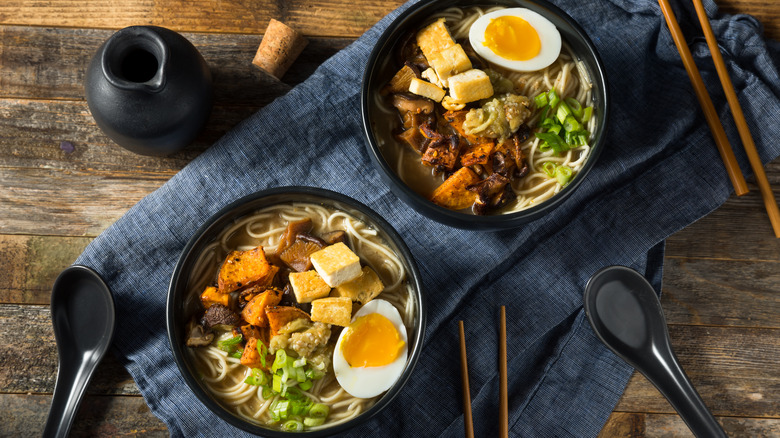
[657,0,780,237]
[459,306,508,438]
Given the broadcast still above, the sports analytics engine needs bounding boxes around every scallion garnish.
[555,165,574,186]
[217,335,243,354]
[282,420,304,432]
[244,368,267,386]
[534,88,592,154]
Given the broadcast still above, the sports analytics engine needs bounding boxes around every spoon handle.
[42,353,100,438]
[644,350,727,438]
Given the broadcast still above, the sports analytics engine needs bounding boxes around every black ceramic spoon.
[583,265,727,438]
[43,265,116,438]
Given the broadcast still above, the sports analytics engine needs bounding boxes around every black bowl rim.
[361,0,610,230]
[166,186,427,437]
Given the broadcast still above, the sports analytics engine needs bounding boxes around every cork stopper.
[252,19,308,80]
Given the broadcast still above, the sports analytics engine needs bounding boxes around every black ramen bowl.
[166,187,426,437]
[361,0,609,230]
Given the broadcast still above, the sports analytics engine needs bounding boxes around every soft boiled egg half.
[333,299,408,399]
[468,8,562,72]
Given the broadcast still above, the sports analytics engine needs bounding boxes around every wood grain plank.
[599,412,780,437]
[0,166,168,236]
[717,0,780,40]
[0,0,404,37]
[0,98,259,173]
[2,393,166,437]
[661,257,780,328]
[614,325,779,417]
[0,0,775,41]
[0,305,140,396]
[0,25,349,102]
[666,162,780,261]
[0,235,92,304]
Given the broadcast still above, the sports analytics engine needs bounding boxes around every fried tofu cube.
[430,167,480,210]
[310,297,353,327]
[331,266,385,304]
[416,18,455,58]
[309,242,362,287]
[289,270,332,303]
[382,64,419,95]
[218,246,278,294]
[427,44,472,85]
[409,78,446,102]
[241,288,282,327]
[200,286,229,309]
[448,69,494,103]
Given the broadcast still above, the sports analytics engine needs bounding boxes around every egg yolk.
[340,313,405,368]
[483,15,541,61]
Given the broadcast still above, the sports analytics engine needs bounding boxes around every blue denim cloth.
[75,0,780,436]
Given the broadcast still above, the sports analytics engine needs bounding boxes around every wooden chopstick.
[690,0,780,237]
[459,320,475,438]
[657,0,749,196]
[499,306,508,438]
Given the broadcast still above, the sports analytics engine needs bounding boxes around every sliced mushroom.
[392,93,434,115]
[185,317,214,347]
[279,235,325,272]
[321,230,348,246]
[277,218,313,254]
[468,173,512,215]
[201,303,241,330]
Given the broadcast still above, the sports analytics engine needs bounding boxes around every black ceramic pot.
[85,26,213,156]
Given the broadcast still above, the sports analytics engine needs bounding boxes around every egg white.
[333,299,409,399]
[468,8,562,72]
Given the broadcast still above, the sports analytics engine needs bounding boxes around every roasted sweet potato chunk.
[240,337,272,370]
[444,110,484,145]
[217,246,278,294]
[266,306,311,335]
[430,167,480,210]
[241,288,282,327]
[200,286,229,309]
[460,141,494,167]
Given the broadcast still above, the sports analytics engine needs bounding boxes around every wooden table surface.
[1,1,778,436]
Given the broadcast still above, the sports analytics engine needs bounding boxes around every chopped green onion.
[293,357,307,368]
[272,349,287,373]
[282,420,303,432]
[217,335,243,353]
[273,373,284,394]
[308,403,330,419]
[565,97,582,119]
[230,349,244,359]
[563,115,581,133]
[556,101,572,123]
[244,368,267,386]
[261,386,273,399]
[257,341,267,368]
[305,368,324,380]
[555,165,573,186]
[534,92,548,108]
[542,162,557,178]
[298,379,313,391]
[581,106,593,124]
[548,88,560,108]
[304,416,326,427]
[272,399,290,421]
[535,132,566,154]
